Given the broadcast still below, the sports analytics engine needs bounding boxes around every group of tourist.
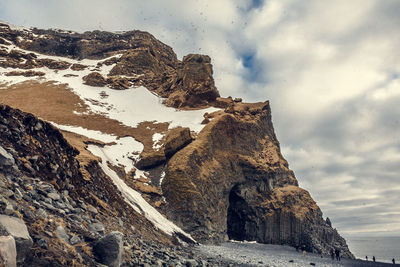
[297,245,397,264]
[330,248,341,261]
[365,255,396,264]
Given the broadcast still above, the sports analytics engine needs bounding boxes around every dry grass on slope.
[0,81,169,153]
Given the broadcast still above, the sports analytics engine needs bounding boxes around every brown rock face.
[164,127,192,158]
[164,55,220,108]
[162,102,353,257]
[82,72,107,87]
[136,151,166,170]
[0,24,220,108]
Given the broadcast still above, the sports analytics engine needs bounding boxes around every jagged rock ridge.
[0,22,220,108]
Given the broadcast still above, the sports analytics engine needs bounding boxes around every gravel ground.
[194,242,400,267]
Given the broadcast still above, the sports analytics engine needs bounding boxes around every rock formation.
[162,101,352,257]
[0,22,220,108]
[0,20,354,265]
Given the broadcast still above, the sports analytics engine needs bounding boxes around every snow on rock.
[51,123,143,173]
[0,41,218,133]
[50,123,117,143]
[87,143,194,242]
[0,35,211,242]
[50,122,193,240]
[159,171,166,187]
[152,133,164,150]
[100,137,142,173]
[68,85,218,133]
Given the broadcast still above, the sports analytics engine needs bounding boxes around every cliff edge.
[162,100,352,257]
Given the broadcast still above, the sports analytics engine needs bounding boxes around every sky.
[1,0,400,237]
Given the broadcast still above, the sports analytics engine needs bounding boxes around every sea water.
[345,236,400,263]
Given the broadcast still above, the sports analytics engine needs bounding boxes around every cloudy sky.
[1,0,400,237]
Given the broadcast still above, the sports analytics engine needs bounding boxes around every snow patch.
[67,85,218,133]
[51,123,143,174]
[50,122,117,143]
[87,143,194,241]
[134,169,149,180]
[152,133,164,150]
[100,137,142,173]
[0,42,219,133]
[159,171,166,186]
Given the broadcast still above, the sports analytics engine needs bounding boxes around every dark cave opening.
[227,184,248,241]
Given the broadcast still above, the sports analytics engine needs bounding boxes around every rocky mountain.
[0,21,353,266]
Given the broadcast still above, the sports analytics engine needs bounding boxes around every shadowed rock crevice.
[227,184,253,241]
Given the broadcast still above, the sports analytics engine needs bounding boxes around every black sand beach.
[195,242,400,266]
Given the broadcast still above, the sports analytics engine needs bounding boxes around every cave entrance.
[227,184,249,241]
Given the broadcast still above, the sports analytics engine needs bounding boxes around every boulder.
[0,146,15,167]
[0,235,17,267]
[109,49,160,76]
[0,215,33,262]
[93,231,124,267]
[214,97,233,108]
[164,127,192,158]
[55,226,69,243]
[136,151,166,170]
[106,76,131,90]
[82,72,107,87]
[71,63,87,71]
[36,58,71,70]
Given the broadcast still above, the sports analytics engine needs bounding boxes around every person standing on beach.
[330,248,335,260]
[301,245,306,257]
[366,256,368,261]
[392,258,395,264]
[373,256,376,262]
[335,248,340,261]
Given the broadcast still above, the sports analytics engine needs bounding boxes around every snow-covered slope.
[0,32,219,241]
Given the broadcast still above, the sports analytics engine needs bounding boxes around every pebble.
[36,208,47,218]
[4,204,14,215]
[37,238,48,249]
[3,190,14,198]
[186,259,198,267]
[88,222,105,234]
[87,204,98,214]
[69,235,81,245]
[47,192,61,201]
[41,202,57,211]
[55,226,69,243]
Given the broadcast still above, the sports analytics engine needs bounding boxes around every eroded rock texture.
[0,23,220,107]
[162,101,353,257]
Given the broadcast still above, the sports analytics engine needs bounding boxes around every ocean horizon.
[345,235,400,264]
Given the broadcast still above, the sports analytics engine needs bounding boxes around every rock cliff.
[0,21,354,265]
[162,101,352,257]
